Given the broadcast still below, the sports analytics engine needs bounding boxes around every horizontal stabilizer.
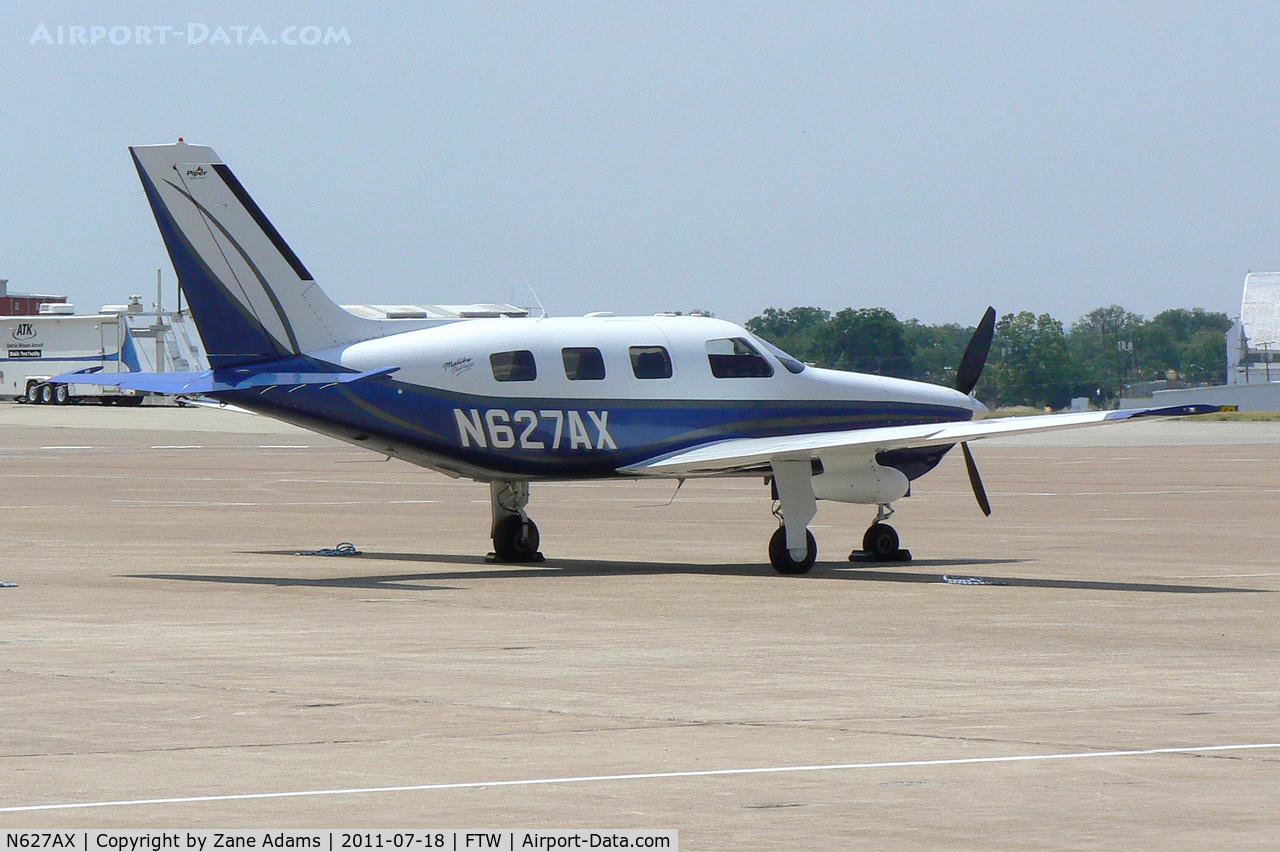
[52,365,399,396]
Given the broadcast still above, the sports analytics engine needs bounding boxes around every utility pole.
[154,269,165,372]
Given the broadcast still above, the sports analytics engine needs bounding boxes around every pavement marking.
[1174,572,1280,579]
[110,499,443,507]
[1010,488,1280,497]
[150,445,203,449]
[3,742,1277,814]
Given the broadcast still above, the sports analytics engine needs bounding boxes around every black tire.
[492,515,541,562]
[26,383,43,404]
[862,522,899,561]
[39,383,55,404]
[53,384,70,405]
[769,526,817,575]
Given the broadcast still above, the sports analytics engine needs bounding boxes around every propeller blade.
[955,306,997,395]
[961,441,991,517]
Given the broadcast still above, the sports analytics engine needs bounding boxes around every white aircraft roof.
[342,303,530,320]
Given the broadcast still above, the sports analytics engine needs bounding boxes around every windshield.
[753,335,807,374]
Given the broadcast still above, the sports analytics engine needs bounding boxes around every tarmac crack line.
[0,721,716,762]
[2,665,698,730]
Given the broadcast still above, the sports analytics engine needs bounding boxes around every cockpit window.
[490,350,537,382]
[754,336,807,374]
[706,337,775,378]
[562,347,606,380]
[630,345,673,379]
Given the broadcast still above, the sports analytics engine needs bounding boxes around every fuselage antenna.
[522,270,549,319]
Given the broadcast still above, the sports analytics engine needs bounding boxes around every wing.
[50,365,399,395]
[619,404,1224,477]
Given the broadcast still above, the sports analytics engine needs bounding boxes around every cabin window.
[706,337,774,378]
[629,345,673,379]
[562,347,606,380]
[490,350,537,382]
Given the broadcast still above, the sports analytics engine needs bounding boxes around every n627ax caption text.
[5,833,677,852]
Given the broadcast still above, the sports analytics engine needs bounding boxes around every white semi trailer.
[3,299,206,404]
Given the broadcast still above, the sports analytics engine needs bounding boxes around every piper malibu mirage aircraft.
[58,141,1221,573]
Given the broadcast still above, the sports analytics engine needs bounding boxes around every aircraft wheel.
[492,515,541,562]
[862,522,899,561]
[769,526,817,575]
[39,383,55,404]
[53,384,70,405]
[26,383,43,404]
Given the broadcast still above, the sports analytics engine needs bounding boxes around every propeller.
[955,306,996,516]
[961,441,991,517]
[955,306,996,395]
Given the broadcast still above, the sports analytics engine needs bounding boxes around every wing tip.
[1117,403,1227,420]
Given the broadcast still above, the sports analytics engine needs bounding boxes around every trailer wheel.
[25,382,43,404]
[53,384,70,405]
[39,384,55,404]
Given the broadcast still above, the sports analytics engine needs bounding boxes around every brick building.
[0,279,69,316]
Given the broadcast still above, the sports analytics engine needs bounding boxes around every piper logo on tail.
[454,408,616,451]
[185,166,208,179]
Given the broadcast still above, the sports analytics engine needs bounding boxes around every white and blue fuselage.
[237,314,982,482]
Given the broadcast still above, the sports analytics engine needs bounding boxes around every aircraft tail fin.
[130,141,375,367]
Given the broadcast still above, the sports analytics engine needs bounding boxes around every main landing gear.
[768,460,819,574]
[766,463,913,574]
[769,526,817,574]
[489,480,543,563]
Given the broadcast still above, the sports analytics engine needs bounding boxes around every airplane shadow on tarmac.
[122,552,1272,595]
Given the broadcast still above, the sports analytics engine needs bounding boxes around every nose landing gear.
[849,504,912,563]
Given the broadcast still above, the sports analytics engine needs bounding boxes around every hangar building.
[1123,272,1280,411]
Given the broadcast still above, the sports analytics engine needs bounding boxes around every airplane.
[56,141,1222,574]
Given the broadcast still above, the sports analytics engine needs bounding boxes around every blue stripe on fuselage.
[210,368,972,480]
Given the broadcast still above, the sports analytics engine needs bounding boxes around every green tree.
[1137,308,1231,381]
[1181,328,1230,383]
[744,302,1229,405]
[902,319,971,386]
[810,307,910,376]
[1067,306,1145,404]
[990,312,1072,408]
[745,306,830,362]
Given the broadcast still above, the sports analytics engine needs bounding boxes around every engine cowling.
[811,457,910,504]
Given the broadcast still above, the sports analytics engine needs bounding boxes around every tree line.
[744,305,1232,409]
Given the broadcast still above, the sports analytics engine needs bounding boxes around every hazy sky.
[4,2,1280,326]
